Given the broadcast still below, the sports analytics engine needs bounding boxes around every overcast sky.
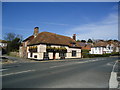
[2,2,118,40]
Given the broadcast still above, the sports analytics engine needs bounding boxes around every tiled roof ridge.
[40,31,73,39]
[27,31,81,48]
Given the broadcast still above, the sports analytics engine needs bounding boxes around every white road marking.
[50,64,67,68]
[0,69,8,72]
[112,61,118,72]
[106,63,112,66]
[109,60,118,88]
[49,59,101,69]
[109,72,118,88]
[1,69,35,77]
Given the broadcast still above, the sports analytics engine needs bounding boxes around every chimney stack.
[33,27,39,37]
[73,34,76,41]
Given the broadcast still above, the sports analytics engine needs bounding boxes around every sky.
[2,2,118,41]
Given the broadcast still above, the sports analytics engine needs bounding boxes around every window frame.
[59,52,66,57]
[72,50,76,57]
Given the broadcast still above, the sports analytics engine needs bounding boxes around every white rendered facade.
[27,44,81,60]
[89,44,115,54]
[0,43,7,47]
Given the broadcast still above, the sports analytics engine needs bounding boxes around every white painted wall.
[90,45,115,54]
[38,44,46,52]
[66,47,81,58]
[49,53,53,59]
[90,47,105,54]
[56,53,60,59]
[19,46,23,57]
[28,52,43,59]
[115,47,119,52]
[0,43,7,47]
[27,44,81,60]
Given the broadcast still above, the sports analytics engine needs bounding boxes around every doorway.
[53,52,56,60]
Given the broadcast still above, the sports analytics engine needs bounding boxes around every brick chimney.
[73,34,76,41]
[33,27,39,37]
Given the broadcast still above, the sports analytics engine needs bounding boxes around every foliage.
[87,39,93,43]
[113,40,118,42]
[81,40,86,43]
[46,46,67,53]
[81,49,120,58]
[111,52,120,56]
[81,49,90,58]
[82,52,120,58]
[4,33,16,41]
[29,46,37,52]
[76,40,80,42]
[4,33,23,54]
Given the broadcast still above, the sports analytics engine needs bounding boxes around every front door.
[53,52,56,60]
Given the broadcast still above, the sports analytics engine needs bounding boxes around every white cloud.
[65,13,118,40]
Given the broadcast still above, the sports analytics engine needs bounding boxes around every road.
[2,57,119,88]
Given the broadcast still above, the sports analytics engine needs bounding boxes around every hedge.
[82,51,119,58]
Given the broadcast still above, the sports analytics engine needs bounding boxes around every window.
[108,46,110,50]
[30,53,33,57]
[59,53,66,57]
[72,44,76,47]
[95,47,97,50]
[44,52,49,58]
[34,55,37,58]
[43,52,49,60]
[72,50,76,57]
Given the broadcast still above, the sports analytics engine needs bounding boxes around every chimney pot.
[73,34,76,41]
[33,27,39,37]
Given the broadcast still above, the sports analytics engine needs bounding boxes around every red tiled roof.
[28,32,81,48]
[81,45,91,50]
[94,41,108,47]
[23,35,34,42]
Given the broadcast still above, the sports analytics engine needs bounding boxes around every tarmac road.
[2,57,119,88]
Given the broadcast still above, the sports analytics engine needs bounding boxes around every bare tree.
[4,33,23,54]
[4,33,16,41]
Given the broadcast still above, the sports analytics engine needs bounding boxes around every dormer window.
[72,44,76,47]
[70,41,76,47]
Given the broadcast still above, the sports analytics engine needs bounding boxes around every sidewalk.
[1,55,82,64]
[1,55,39,64]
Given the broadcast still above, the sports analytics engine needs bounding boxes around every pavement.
[1,55,39,64]
[1,56,119,89]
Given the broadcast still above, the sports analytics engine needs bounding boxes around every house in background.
[78,42,92,51]
[89,40,119,54]
[19,27,81,60]
[0,40,7,47]
[0,40,7,54]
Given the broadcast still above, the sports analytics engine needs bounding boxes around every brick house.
[19,27,81,60]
